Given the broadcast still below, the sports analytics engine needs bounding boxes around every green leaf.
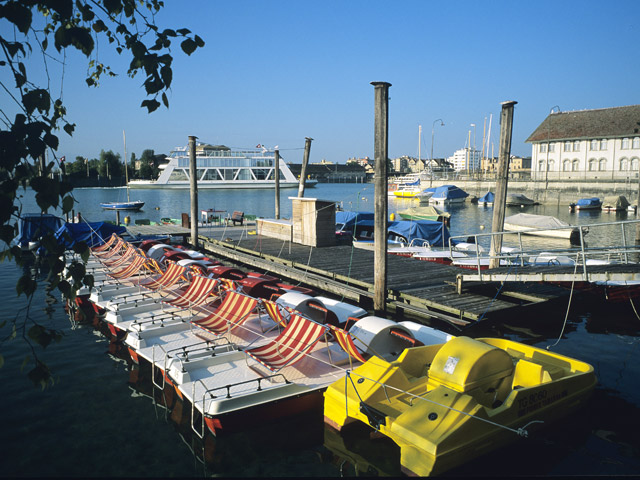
[62,195,74,214]
[194,35,205,47]
[16,274,37,297]
[141,99,160,113]
[0,1,33,34]
[180,38,197,55]
[21,354,31,372]
[161,92,168,108]
[44,132,59,149]
[63,123,75,136]
[22,89,51,115]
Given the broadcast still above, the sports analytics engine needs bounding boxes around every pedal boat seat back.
[427,336,514,406]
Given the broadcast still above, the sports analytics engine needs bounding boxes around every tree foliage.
[0,0,204,388]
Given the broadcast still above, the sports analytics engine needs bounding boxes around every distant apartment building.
[449,148,481,172]
[482,156,531,177]
[526,104,640,180]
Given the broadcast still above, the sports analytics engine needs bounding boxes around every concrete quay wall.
[425,179,640,206]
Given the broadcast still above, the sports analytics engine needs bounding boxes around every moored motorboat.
[396,205,450,224]
[504,213,582,243]
[569,197,602,211]
[506,193,536,207]
[602,195,630,212]
[323,336,597,477]
[478,191,495,207]
[429,185,468,205]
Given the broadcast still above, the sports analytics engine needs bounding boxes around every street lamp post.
[470,123,476,176]
[430,119,444,186]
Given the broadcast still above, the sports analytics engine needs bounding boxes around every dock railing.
[450,218,640,282]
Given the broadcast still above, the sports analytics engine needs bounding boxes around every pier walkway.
[195,227,573,329]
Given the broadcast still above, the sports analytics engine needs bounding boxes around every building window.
[572,159,580,171]
[633,138,640,149]
[622,138,630,149]
[540,144,547,153]
[632,158,639,171]
[563,159,571,171]
[564,141,572,152]
[538,160,545,171]
[573,141,580,152]
[588,158,597,171]
[547,159,555,171]
[590,140,598,150]
[549,143,555,153]
[620,158,628,170]
[599,158,607,171]
[600,139,607,150]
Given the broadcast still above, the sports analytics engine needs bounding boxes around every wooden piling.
[188,135,198,248]
[297,137,313,198]
[275,149,281,219]
[371,81,391,313]
[489,101,517,269]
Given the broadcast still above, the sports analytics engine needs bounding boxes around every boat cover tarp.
[576,197,601,207]
[335,211,375,231]
[14,214,64,249]
[507,193,536,205]
[336,211,451,245]
[603,195,629,209]
[431,185,468,201]
[478,191,495,203]
[504,213,570,229]
[397,206,450,220]
[55,222,127,249]
[388,219,451,246]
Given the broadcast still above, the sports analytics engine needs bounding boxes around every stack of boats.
[71,231,597,476]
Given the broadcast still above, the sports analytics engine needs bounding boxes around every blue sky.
[4,0,640,165]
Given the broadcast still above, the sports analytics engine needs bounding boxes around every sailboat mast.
[123,129,130,202]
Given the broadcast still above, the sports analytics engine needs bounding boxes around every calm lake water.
[2,183,640,476]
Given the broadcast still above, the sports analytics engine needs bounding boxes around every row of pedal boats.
[74,233,597,476]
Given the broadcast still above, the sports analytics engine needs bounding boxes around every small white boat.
[504,213,581,243]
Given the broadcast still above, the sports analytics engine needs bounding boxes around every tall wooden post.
[297,137,313,198]
[188,135,199,248]
[274,149,281,219]
[371,81,391,313]
[636,155,640,243]
[489,101,517,269]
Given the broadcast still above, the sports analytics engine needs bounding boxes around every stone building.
[526,105,640,181]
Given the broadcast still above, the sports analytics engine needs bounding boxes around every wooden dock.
[195,226,577,329]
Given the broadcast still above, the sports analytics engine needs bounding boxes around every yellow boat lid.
[429,336,513,393]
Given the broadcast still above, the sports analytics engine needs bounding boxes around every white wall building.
[526,105,640,181]
[448,148,480,172]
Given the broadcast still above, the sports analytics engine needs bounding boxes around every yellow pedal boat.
[324,336,597,476]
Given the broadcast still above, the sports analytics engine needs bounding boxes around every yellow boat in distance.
[324,336,597,477]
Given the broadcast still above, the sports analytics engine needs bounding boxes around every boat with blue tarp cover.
[54,222,127,249]
[336,211,452,250]
[429,185,469,205]
[570,197,602,211]
[12,213,64,253]
[478,191,495,206]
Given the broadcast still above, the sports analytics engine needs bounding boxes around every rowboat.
[100,200,145,211]
[323,336,597,476]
